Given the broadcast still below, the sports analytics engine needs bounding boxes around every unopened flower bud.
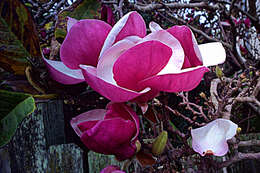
[199,92,207,100]
[152,131,168,156]
[237,127,242,134]
[215,66,223,78]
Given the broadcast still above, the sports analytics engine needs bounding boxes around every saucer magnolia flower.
[70,102,139,161]
[191,119,238,156]
[44,11,226,102]
[100,165,125,173]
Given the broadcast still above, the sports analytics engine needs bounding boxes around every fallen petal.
[191,119,238,156]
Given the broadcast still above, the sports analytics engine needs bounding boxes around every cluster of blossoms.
[43,11,238,168]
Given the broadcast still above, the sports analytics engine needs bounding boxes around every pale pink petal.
[149,21,163,32]
[113,40,172,91]
[80,65,151,102]
[67,17,78,32]
[70,109,106,137]
[167,25,203,68]
[191,119,238,156]
[139,30,185,74]
[43,58,84,84]
[61,19,112,69]
[198,42,226,67]
[137,66,209,92]
[99,11,146,58]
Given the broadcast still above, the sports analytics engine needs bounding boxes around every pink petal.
[43,58,84,84]
[60,19,112,69]
[70,109,106,137]
[67,17,78,32]
[191,119,238,156]
[198,42,226,67]
[137,66,209,92]
[99,11,146,58]
[105,102,140,142]
[140,30,185,74]
[80,65,151,102]
[81,117,136,160]
[113,40,172,91]
[167,25,203,68]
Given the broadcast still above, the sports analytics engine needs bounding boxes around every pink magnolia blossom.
[244,17,251,28]
[191,119,238,156]
[70,102,139,161]
[44,11,226,102]
[100,165,125,173]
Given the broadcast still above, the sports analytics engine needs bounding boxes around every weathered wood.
[88,151,124,173]
[47,144,83,173]
[42,100,65,147]
[0,100,84,173]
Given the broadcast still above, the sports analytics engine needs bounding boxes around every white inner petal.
[199,42,226,67]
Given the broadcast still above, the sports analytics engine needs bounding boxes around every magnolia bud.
[199,92,207,100]
[215,66,223,78]
[152,131,168,156]
[237,127,242,134]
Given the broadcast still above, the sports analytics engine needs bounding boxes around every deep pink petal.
[137,66,209,92]
[61,19,112,69]
[43,58,84,84]
[140,30,185,74]
[113,40,172,91]
[67,17,78,32]
[100,11,146,57]
[101,5,115,26]
[100,165,124,173]
[105,102,140,142]
[80,65,150,102]
[81,117,136,160]
[167,25,202,68]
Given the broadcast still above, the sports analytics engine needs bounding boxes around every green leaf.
[55,0,101,43]
[0,90,36,147]
[0,0,41,75]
